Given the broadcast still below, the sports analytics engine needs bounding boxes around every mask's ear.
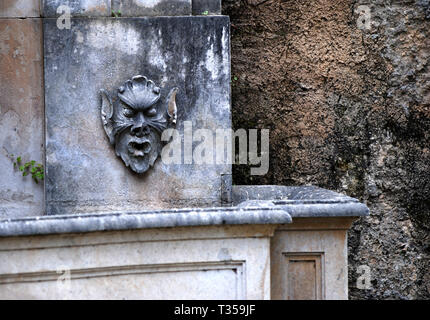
[100,89,115,144]
[167,87,178,125]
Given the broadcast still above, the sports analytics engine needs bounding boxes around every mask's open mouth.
[128,141,151,157]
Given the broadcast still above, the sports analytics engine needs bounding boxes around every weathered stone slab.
[44,16,231,215]
[0,224,273,299]
[0,185,367,299]
[0,0,40,17]
[232,185,369,217]
[272,219,354,300]
[112,0,191,16]
[0,206,291,237]
[232,185,359,203]
[41,0,111,17]
[0,190,365,299]
[192,0,221,15]
[0,19,44,219]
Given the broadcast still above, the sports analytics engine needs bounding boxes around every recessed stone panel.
[44,16,231,215]
[0,19,44,218]
[0,225,271,299]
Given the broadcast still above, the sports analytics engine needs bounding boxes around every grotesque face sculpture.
[100,75,178,173]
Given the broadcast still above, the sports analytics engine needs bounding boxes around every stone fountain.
[0,0,368,299]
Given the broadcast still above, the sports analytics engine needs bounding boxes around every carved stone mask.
[100,75,178,173]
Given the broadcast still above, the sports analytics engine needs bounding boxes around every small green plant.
[202,10,209,15]
[11,155,44,184]
[231,75,238,87]
[111,10,121,17]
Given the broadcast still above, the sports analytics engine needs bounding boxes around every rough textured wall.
[224,0,429,299]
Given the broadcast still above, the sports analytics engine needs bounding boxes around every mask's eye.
[146,107,157,117]
[123,106,136,118]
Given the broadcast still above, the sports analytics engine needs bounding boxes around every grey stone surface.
[192,0,221,15]
[0,0,40,17]
[0,19,45,219]
[42,0,111,17]
[233,185,369,217]
[221,174,232,204]
[0,223,274,300]
[112,0,191,17]
[44,16,231,215]
[0,206,291,237]
[232,185,360,203]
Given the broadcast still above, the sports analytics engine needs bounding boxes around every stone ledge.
[0,186,369,237]
[0,206,292,237]
[233,185,359,202]
[239,201,369,218]
[233,185,369,218]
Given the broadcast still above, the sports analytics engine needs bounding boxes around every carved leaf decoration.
[118,75,161,109]
[167,87,178,125]
[100,89,115,144]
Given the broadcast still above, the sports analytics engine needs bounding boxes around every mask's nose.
[130,113,150,137]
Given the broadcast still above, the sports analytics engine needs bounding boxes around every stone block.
[43,16,231,215]
[192,0,221,15]
[0,224,274,299]
[0,0,40,17]
[41,0,111,17]
[112,0,191,16]
[271,218,356,300]
[0,186,367,299]
[232,185,369,217]
[0,19,45,219]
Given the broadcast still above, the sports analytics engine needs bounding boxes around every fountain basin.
[0,185,368,299]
